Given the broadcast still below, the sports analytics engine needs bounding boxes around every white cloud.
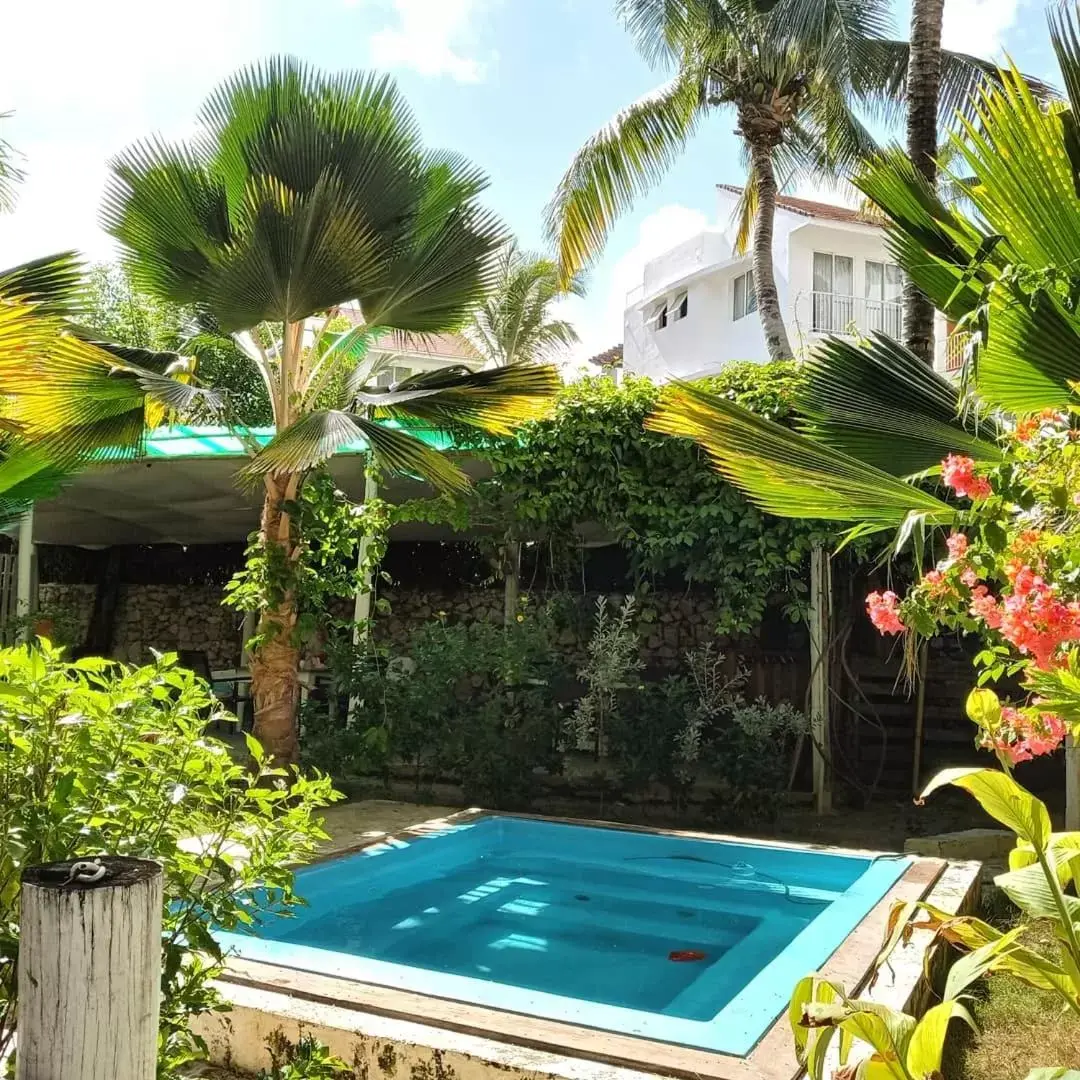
[0,0,266,267]
[354,0,489,83]
[562,205,709,371]
[941,0,1019,59]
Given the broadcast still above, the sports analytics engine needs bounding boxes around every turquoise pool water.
[215,815,909,1055]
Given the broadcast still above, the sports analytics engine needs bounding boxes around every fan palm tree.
[645,4,1080,539]
[548,0,1033,362]
[0,58,558,764]
[467,242,585,367]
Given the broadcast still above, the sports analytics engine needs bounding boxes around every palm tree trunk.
[903,0,945,364]
[249,472,302,766]
[748,141,794,361]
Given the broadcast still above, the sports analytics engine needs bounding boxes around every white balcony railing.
[810,292,904,338]
[944,331,972,372]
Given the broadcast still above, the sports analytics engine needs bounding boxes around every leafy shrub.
[308,612,566,807]
[0,642,339,1075]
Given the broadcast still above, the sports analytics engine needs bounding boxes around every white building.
[622,184,960,382]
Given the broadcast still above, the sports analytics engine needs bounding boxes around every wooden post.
[503,536,521,625]
[347,474,378,726]
[15,509,34,640]
[912,639,929,796]
[1067,734,1080,832]
[809,545,832,814]
[17,856,162,1080]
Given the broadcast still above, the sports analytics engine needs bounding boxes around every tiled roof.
[586,344,623,367]
[716,183,882,226]
[368,331,480,362]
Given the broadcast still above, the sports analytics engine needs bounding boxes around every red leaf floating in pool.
[668,949,707,962]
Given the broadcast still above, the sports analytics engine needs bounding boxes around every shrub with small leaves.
[0,642,339,1075]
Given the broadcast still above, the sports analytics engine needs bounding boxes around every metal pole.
[1067,734,1080,831]
[809,545,832,813]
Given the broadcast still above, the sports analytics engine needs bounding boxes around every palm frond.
[0,113,24,214]
[798,334,1003,473]
[646,382,956,527]
[545,74,705,277]
[979,287,1080,412]
[242,409,468,491]
[0,253,85,317]
[356,363,560,436]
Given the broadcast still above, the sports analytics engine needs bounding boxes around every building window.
[733,271,757,320]
[812,252,854,332]
[865,260,904,338]
[374,364,414,388]
[649,291,688,332]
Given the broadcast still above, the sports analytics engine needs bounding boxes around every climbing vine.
[411,364,837,635]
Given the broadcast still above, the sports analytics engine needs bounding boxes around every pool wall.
[197,810,982,1080]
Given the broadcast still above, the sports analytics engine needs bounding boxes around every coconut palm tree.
[0,58,558,764]
[466,242,585,367]
[548,0,1029,361]
[645,4,1080,534]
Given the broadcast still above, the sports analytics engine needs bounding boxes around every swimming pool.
[215,813,913,1058]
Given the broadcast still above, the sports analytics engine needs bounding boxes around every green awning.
[143,422,459,459]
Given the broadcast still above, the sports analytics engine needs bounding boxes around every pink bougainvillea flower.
[942,455,992,500]
[946,532,969,560]
[969,585,1002,629]
[960,567,979,587]
[981,706,1066,763]
[866,590,905,635]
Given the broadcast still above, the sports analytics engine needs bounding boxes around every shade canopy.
[30,426,490,547]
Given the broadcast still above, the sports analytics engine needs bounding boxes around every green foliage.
[0,642,339,1074]
[307,612,565,808]
[790,975,974,1080]
[260,1032,354,1079]
[80,262,272,427]
[225,470,392,649]
[426,367,835,634]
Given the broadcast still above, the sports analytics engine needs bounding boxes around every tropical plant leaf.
[0,252,84,317]
[360,362,560,437]
[942,929,1023,1000]
[906,1000,975,1079]
[242,409,467,492]
[920,767,1052,851]
[994,861,1080,923]
[797,334,1002,475]
[646,382,956,528]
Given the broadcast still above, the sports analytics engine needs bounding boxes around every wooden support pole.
[809,545,832,814]
[347,474,379,726]
[1067,734,1080,832]
[503,537,521,625]
[912,640,929,797]
[17,856,162,1080]
[15,510,34,640]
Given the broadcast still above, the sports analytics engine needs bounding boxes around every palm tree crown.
[548,0,1027,361]
[467,242,585,367]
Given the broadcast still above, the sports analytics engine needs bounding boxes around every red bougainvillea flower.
[866,591,905,635]
[1015,416,1039,443]
[946,532,969,560]
[942,455,992,500]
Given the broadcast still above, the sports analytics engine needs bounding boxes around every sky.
[0,0,1060,367]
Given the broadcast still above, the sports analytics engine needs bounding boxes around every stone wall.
[38,583,244,670]
[38,583,727,672]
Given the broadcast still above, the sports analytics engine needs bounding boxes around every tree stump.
[16,856,162,1080]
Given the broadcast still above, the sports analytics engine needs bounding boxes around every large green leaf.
[646,381,956,528]
[920,767,1052,851]
[994,861,1080,923]
[797,334,1002,475]
[906,1000,975,1080]
[942,929,1023,1000]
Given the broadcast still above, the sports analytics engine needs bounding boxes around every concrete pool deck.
[194,804,982,1080]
